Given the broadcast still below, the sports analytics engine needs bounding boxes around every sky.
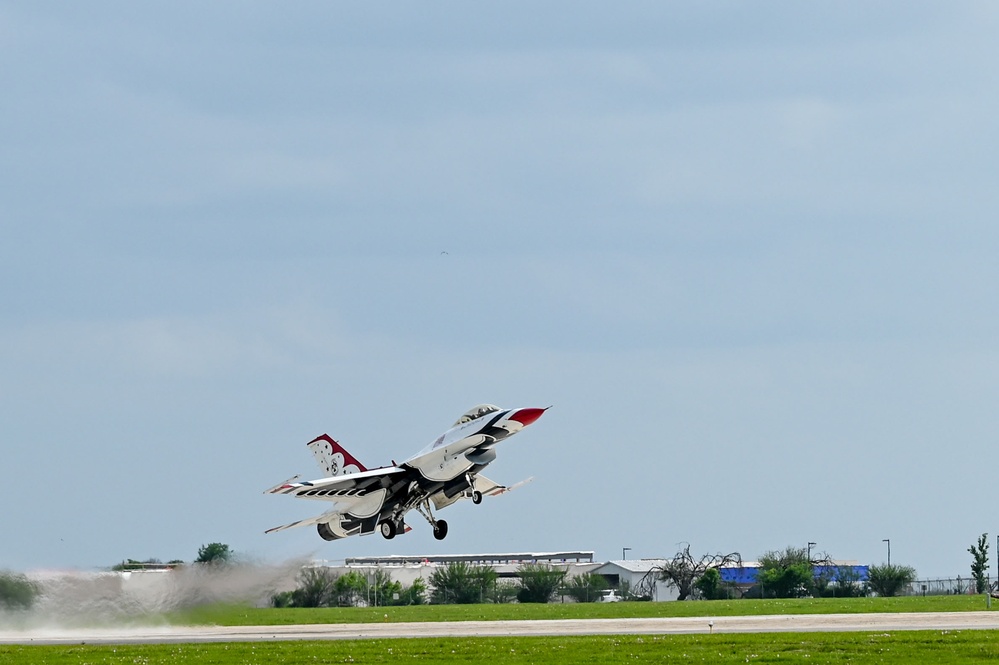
[3,2,999,579]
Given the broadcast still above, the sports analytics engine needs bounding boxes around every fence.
[904,576,998,596]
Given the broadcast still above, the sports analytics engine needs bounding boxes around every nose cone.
[510,407,547,427]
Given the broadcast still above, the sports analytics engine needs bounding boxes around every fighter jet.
[265,404,547,541]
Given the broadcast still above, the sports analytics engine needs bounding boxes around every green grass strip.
[4,631,999,664]
[171,595,997,626]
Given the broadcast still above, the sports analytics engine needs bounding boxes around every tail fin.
[307,434,368,477]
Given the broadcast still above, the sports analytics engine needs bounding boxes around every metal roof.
[344,551,595,566]
[594,559,670,574]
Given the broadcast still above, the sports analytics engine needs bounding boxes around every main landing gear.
[379,520,398,540]
[415,500,449,540]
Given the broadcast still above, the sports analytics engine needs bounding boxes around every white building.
[311,551,601,589]
[309,552,680,602]
[591,559,678,601]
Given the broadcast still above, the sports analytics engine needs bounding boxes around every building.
[313,553,679,601]
[310,551,601,589]
[719,560,869,595]
[591,559,678,601]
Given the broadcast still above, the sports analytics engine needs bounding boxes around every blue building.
[719,561,869,593]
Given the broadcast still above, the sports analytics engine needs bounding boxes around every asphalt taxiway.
[3,612,999,645]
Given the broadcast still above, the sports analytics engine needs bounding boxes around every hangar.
[311,551,678,601]
[313,551,602,589]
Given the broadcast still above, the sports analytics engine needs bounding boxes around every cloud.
[0,306,352,386]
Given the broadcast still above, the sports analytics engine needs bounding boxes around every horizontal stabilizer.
[263,475,301,494]
[265,508,343,535]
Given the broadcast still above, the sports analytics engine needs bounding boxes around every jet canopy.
[453,404,500,426]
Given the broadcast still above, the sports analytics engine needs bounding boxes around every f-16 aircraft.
[265,404,547,541]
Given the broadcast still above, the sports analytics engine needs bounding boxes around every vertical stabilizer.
[307,434,368,477]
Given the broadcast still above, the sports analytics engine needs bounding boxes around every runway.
[3,612,999,645]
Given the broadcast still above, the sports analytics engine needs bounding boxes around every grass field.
[4,597,999,663]
[4,631,999,664]
[171,594,997,626]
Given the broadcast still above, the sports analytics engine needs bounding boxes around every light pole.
[807,542,816,564]
[622,547,632,561]
[883,539,891,567]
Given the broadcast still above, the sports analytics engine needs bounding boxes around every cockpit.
[453,404,501,426]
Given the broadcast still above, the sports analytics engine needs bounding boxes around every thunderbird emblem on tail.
[265,404,547,542]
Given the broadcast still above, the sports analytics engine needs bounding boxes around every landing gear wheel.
[433,519,449,540]
[471,490,483,505]
[380,520,397,540]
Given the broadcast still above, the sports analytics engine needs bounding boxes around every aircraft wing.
[264,466,408,535]
[265,465,407,500]
[265,508,345,534]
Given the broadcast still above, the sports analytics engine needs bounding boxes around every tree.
[392,578,427,606]
[486,581,519,604]
[195,543,232,565]
[333,571,368,607]
[693,567,736,600]
[821,566,865,598]
[429,562,497,604]
[359,569,400,607]
[0,571,38,610]
[867,563,916,597]
[969,533,990,594]
[277,567,425,608]
[564,573,608,603]
[289,567,337,608]
[757,547,814,598]
[516,564,567,603]
[648,543,742,601]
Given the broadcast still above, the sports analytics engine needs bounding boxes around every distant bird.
[441,251,449,255]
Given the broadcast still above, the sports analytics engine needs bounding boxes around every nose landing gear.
[465,472,483,505]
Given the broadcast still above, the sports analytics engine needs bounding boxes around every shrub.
[757,547,813,598]
[392,578,426,606]
[867,563,916,597]
[487,581,520,604]
[814,566,866,598]
[277,567,425,608]
[0,571,39,610]
[195,543,232,565]
[563,573,608,603]
[333,571,368,607]
[271,590,294,607]
[429,562,497,604]
[290,567,338,608]
[516,564,567,604]
[693,568,736,600]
